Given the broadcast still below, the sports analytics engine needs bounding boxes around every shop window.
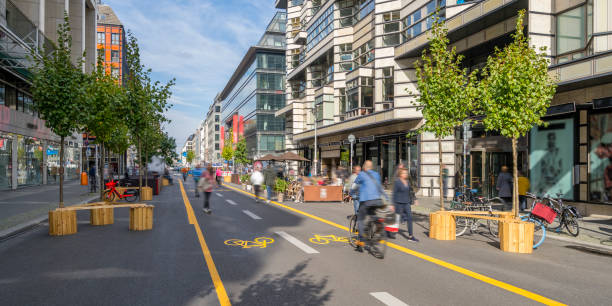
[382,67,394,102]
[0,133,12,189]
[529,118,574,200]
[382,11,401,47]
[400,135,419,186]
[588,113,612,202]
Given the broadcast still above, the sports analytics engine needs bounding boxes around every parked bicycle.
[103,180,138,202]
[520,193,581,249]
[547,194,581,237]
[454,196,504,237]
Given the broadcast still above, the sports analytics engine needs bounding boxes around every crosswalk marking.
[275,231,319,254]
[370,292,408,306]
[216,193,223,197]
[242,210,261,220]
[226,199,237,206]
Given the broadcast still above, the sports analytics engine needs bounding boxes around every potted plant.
[274,178,288,202]
[240,174,250,190]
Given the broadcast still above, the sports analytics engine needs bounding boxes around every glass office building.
[219,12,287,159]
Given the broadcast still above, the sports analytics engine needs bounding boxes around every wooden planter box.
[49,210,77,236]
[130,206,154,231]
[90,207,114,225]
[302,186,343,202]
[162,178,169,186]
[141,187,153,201]
[429,211,456,240]
[499,220,534,254]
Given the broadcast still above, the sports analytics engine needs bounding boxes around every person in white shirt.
[250,165,264,203]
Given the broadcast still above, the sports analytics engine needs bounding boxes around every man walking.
[251,165,264,203]
[263,164,277,203]
[497,165,513,211]
[89,165,97,193]
[192,165,203,197]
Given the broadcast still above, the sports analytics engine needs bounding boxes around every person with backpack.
[352,160,389,251]
[192,165,203,197]
[198,166,216,214]
[250,165,264,203]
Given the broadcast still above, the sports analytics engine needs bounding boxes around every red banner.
[232,114,238,144]
[220,126,224,150]
[239,116,244,137]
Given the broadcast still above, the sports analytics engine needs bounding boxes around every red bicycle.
[103,180,138,202]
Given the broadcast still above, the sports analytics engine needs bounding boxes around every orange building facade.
[96,5,126,85]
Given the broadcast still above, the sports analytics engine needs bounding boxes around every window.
[353,39,374,67]
[259,135,284,151]
[215,143,219,150]
[338,44,354,72]
[215,106,220,112]
[257,94,285,110]
[338,88,347,116]
[0,84,5,106]
[17,92,24,112]
[111,33,119,45]
[215,134,219,141]
[311,65,323,88]
[557,5,589,55]
[257,73,284,90]
[290,0,304,6]
[111,50,119,62]
[361,77,373,108]
[97,32,105,44]
[215,115,219,122]
[291,80,306,99]
[382,11,401,46]
[257,53,285,70]
[339,0,356,27]
[257,114,285,131]
[345,77,373,116]
[403,0,446,43]
[306,5,334,51]
[215,125,219,131]
[111,68,119,78]
[382,67,394,102]
[358,0,374,20]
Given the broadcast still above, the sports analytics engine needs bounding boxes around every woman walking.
[393,168,418,242]
[199,166,216,214]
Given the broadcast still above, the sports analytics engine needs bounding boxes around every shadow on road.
[232,260,332,306]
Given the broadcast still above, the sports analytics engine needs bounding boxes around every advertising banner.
[239,115,244,137]
[232,115,239,144]
[529,118,574,199]
[220,126,224,150]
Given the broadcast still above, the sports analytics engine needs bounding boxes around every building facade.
[0,0,97,190]
[219,11,287,160]
[96,4,127,83]
[276,0,612,215]
[204,97,222,164]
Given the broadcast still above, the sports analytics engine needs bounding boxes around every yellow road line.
[222,183,565,306]
[180,181,231,306]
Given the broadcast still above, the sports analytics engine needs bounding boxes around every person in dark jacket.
[263,164,277,203]
[393,168,418,242]
[497,165,513,211]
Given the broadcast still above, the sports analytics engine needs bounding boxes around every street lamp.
[310,108,318,176]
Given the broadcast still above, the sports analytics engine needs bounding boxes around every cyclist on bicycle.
[353,160,388,252]
[345,165,361,214]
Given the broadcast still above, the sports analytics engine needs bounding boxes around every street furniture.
[49,203,154,236]
[302,185,343,202]
[81,172,88,186]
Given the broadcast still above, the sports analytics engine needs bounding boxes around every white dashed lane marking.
[215,193,223,197]
[275,231,319,254]
[226,199,237,205]
[242,210,261,220]
[370,292,408,306]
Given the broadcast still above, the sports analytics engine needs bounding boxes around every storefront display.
[47,144,60,184]
[0,133,12,189]
[529,118,574,199]
[16,136,43,186]
[589,112,612,203]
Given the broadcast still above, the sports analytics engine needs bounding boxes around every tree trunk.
[438,137,444,211]
[512,137,519,219]
[59,136,65,208]
[99,143,105,201]
[138,137,142,201]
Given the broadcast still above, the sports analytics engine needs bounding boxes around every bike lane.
[190,182,563,306]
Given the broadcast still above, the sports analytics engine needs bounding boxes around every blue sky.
[104,0,278,151]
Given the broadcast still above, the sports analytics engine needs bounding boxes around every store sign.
[529,118,574,199]
[46,148,59,155]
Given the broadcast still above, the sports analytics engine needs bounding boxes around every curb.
[0,195,100,242]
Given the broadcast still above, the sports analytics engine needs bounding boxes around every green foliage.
[186,150,195,165]
[234,137,250,165]
[240,174,251,184]
[340,150,349,163]
[412,15,478,139]
[221,144,234,162]
[158,133,178,166]
[477,10,557,139]
[274,178,288,193]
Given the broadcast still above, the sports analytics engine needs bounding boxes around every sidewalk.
[0,181,99,239]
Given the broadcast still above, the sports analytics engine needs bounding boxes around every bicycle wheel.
[124,190,137,202]
[564,213,580,237]
[455,216,469,236]
[348,215,359,248]
[103,190,116,202]
[487,219,499,237]
[521,216,547,249]
[367,221,387,259]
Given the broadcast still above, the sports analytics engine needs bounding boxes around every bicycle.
[347,206,393,259]
[545,194,581,237]
[519,193,549,248]
[103,180,138,202]
[453,192,503,237]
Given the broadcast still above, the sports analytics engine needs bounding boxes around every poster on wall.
[529,118,574,200]
[589,113,612,203]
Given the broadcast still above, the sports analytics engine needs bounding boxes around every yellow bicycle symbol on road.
[309,234,349,245]
[224,237,275,249]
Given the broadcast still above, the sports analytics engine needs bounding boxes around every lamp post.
[310,108,318,176]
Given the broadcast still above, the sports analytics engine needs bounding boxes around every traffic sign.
[182,152,187,157]
[348,134,355,143]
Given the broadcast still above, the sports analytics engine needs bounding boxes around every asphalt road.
[1,174,611,306]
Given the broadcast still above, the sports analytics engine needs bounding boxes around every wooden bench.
[429,210,533,254]
[49,202,154,236]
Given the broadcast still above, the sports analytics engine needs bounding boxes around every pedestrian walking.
[392,168,418,242]
[518,171,530,212]
[263,164,277,203]
[216,168,222,186]
[496,165,513,210]
[345,165,361,214]
[198,166,216,214]
[181,167,188,182]
[251,165,264,203]
[89,165,97,193]
[192,165,203,197]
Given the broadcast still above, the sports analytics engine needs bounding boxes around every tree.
[412,16,478,210]
[31,14,87,208]
[186,150,195,166]
[234,137,250,166]
[477,10,557,218]
[222,128,235,163]
[158,133,178,166]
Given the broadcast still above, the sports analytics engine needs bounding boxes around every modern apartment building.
[96,4,127,83]
[275,0,612,215]
[0,0,97,190]
[204,97,222,164]
[219,11,287,160]
[180,134,195,166]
